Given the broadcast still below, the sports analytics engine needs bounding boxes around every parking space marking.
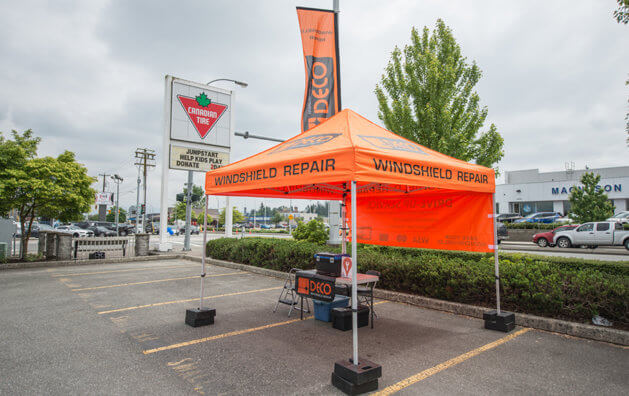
[70,272,247,291]
[373,328,531,395]
[97,286,283,314]
[51,264,196,277]
[143,317,312,354]
[143,301,389,355]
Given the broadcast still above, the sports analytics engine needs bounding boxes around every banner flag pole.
[200,195,208,309]
[350,180,358,365]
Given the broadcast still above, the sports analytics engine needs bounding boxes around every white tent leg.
[351,181,358,365]
[200,195,208,309]
[492,194,501,314]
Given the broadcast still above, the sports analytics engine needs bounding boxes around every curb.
[184,255,629,346]
[0,254,184,270]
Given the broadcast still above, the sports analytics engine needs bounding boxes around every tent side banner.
[346,191,494,253]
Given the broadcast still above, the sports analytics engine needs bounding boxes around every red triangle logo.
[177,94,228,139]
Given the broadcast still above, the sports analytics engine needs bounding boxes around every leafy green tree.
[106,206,127,223]
[173,201,187,222]
[292,218,328,244]
[614,0,629,24]
[271,212,283,225]
[375,20,504,171]
[218,207,244,226]
[0,130,95,258]
[568,172,615,223]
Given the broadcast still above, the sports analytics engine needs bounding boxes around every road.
[11,233,629,262]
[1,258,627,394]
[500,241,629,261]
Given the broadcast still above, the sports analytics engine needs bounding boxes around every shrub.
[292,218,328,244]
[206,238,629,326]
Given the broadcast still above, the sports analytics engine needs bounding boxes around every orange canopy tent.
[205,109,497,253]
[201,109,503,365]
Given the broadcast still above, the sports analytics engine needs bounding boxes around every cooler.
[313,295,350,322]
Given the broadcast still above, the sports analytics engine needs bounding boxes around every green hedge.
[207,238,629,326]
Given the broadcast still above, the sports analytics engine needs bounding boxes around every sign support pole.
[159,75,173,251]
[183,170,193,251]
[350,180,358,365]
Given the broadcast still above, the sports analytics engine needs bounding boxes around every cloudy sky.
[0,0,627,214]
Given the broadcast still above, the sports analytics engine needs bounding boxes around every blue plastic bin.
[313,296,350,322]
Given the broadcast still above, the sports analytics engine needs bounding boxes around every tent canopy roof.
[205,109,495,199]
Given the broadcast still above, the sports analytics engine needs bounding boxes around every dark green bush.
[207,238,628,326]
[292,218,328,244]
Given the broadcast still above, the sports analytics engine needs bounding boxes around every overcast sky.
[0,0,627,214]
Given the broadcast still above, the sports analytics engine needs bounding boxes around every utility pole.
[111,174,123,235]
[98,173,111,221]
[135,165,141,233]
[134,148,156,234]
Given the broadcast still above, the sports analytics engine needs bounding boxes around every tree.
[614,0,629,24]
[173,201,187,222]
[568,172,615,223]
[375,20,504,171]
[218,207,244,226]
[271,212,283,225]
[0,130,95,258]
[106,207,126,223]
[292,218,328,244]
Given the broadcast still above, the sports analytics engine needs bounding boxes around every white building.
[496,166,628,216]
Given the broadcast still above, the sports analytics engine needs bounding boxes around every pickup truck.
[553,221,629,250]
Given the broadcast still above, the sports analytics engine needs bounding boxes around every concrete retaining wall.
[135,234,149,256]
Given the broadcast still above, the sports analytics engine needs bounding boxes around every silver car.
[56,225,94,238]
[607,211,629,225]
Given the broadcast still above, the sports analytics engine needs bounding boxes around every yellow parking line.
[144,317,312,354]
[143,301,389,355]
[52,264,195,277]
[373,328,531,395]
[97,286,283,314]
[70,272,247,291]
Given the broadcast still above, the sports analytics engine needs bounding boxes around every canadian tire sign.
[165,76,231,171]
[177,93,228,139]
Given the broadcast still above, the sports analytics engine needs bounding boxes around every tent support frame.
[491,193,501,314]
[350,180,359,366]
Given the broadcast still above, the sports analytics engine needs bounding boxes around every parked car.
[179,225,200,235]
[496,213,523,223]
[260,224,272,229]
[532,224,579,247]
[496,222,508,243]
[91,221,135,236]
[74,221,115,237]
[514,212,562,224]
[607,211,629,225]
[554,216,573,224]
[14,223,55,238]
[553,221,629,250]
[56,225,94,238]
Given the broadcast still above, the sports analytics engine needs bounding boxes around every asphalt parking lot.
[1,258,627,395]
